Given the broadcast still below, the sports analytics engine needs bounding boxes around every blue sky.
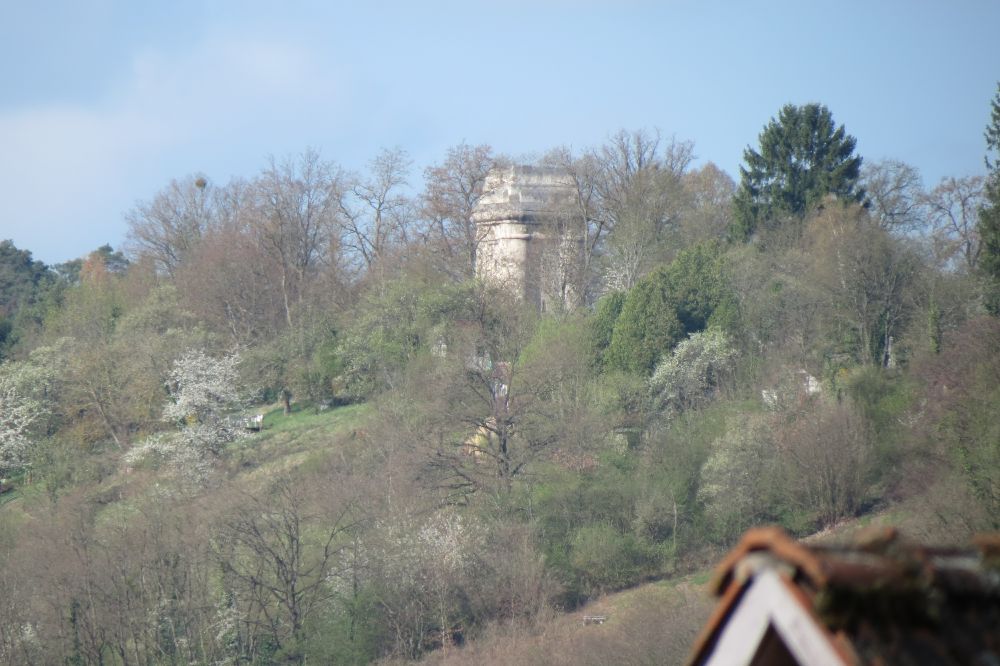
[1,0,997,264]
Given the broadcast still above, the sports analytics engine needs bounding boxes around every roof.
[687,526,1000,666]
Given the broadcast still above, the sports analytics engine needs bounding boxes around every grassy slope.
[234,402,718,665]
[223,402,370,481]
[409,576,715,666]
[7,400,956,665]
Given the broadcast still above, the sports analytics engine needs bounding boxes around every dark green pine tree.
[980,83,1000,315]
[732,103,864,241]
[0,240,53,348]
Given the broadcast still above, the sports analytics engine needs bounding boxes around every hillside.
[1,91,999,664]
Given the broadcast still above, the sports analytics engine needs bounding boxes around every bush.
[698,413,784,544]
[778,399,877,527]
[650,328,737,415]
[569,524,659,597]
[588,291,626,370]
[605,243,736,375]
[604,266,684,374]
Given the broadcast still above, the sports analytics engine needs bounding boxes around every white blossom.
[0,357,54,475]
[650,328,736,415]
[163,350,242,425]
[126,349,243,482]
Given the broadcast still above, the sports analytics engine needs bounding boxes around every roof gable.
[689,527,1000,665]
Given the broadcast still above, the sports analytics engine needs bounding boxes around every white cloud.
[0,34,346,263]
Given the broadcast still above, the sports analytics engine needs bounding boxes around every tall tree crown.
[979,83,1000,314]
[733,103,863,240]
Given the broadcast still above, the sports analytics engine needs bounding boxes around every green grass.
[229,402,372,476]
[0,487,20,507]
[258,402,369,434]
[689,571,713,586]
[0,470,28,507]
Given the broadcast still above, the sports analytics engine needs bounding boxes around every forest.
[1,90,999,664]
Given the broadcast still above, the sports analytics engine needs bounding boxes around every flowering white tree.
[126,349,243,479]
[650,328,736,415]
[0,367,42,479]
[0,354,56,482]
[356,510,484,657]
[163,350,242,427]
[698,414,782,544]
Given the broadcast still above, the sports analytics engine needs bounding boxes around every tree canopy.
[604,243,734,374]
[732,103,864,240]
[980,83,1000,314]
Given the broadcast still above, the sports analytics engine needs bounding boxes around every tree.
[125,174,215,275]
[779,399,875,527]
[861,159,925,232]
[540,149,605,300]
[247,305,342,415]
[0,240,54,358]
[649,328,737,415]
[980,82,1000,314]
[361,509,485,657]
[51,244,130,286]
[604,267,684,375]
[698,413,783,545]
[678,162,736,244]
[337,272,470,398]
[732,103,864,240]
[175,220,285,346]
[589,291,627,369]
[338,147,413,271]
[807,205,921,367]
[913,317,1000,527]
[215,478,361,664]
[923,175,985,272]
[0,240,50,318]
[412,287,547,500]
[41,261,201,449]
[368,284,600,502]
[421,143,497,279]
[593,130,694,290]
[605,243,735,375]
[161,349,242,429]
[45,258,136,447]
[0,357,51,482]
[125,349,243,480]
[252,149,346,328]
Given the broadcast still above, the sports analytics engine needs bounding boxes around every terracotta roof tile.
[688,527,1000,666]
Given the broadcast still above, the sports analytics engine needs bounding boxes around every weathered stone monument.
[473,165,583,311]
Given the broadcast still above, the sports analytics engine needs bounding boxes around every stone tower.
[472,165,583,311]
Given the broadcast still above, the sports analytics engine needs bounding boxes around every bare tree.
[216,478,362,663]
[252,149,346,327]
[421,143,498,279]
[780,400,874,526]
[593,129,694,290]
[861,159,926,232]
[540,131,695,297]
[125,174,215,275]
[339,147,414,271]
[540,148,607,301]
[176,223,285,345]
[923,175,985,271]
[678,162,736,244]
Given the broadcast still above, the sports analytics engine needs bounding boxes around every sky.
[1,0,998,265]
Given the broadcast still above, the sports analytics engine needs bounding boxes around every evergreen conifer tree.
[732,103,863,241]
[979,83,1000,315]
